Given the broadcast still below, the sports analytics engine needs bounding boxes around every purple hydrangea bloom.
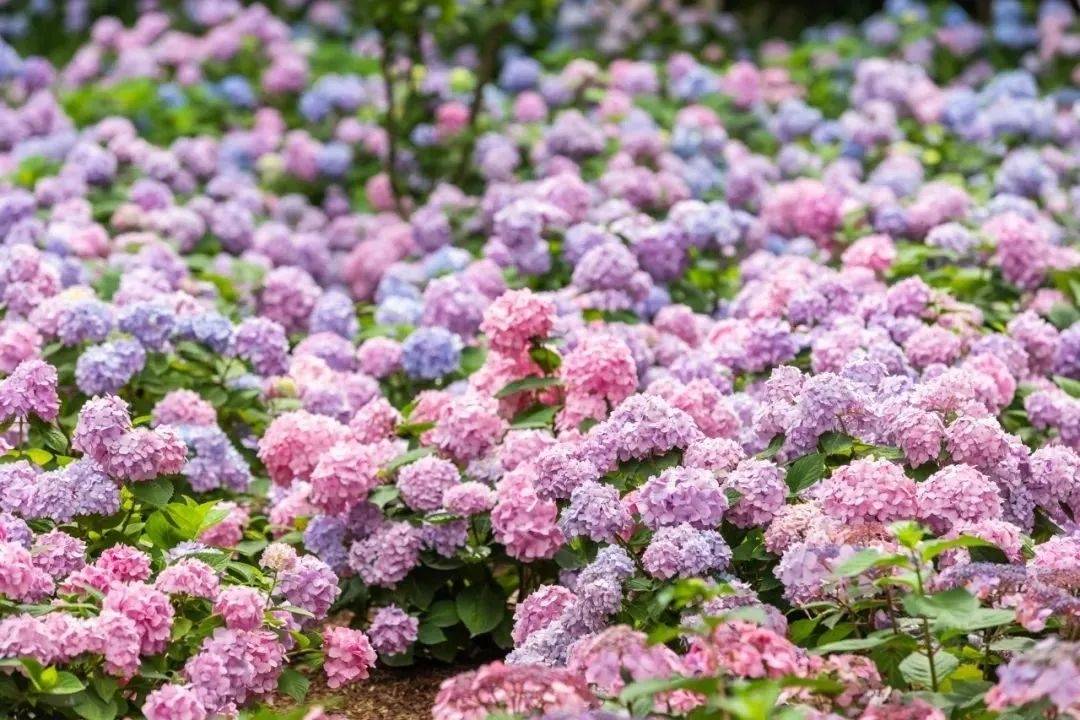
[559,481,631,542]
[75,339,146,396]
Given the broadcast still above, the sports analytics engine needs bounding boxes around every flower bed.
[0,1,1078,719]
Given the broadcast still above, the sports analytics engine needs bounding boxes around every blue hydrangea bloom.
[401,327,462,380]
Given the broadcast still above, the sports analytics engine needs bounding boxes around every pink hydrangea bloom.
[816,459,917,524]
[684,620,810,679]
[916,464,1003,534]
[480,289,556,358]
[491,470,565,561]
[142,684,207,720]
[152,389,217,427]
[432,662,595,720]
[101,582,174,655]
[323,626,376,688]
[0,358,59,422]
[397,455,459,512]
[214,586,268,631]
[724,458,787,528]
[309,440,384,515]
[349,397,401,443]
[258,411,348,485]
[156,559,220,599]
[425,393,507,464]
[511,584,576,645]
[443,481,496,516]
[0,541,54,601]
[635,467,728,529]
[97,545,152,582]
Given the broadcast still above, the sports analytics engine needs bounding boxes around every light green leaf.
[130,477,174,508]
[899,650,958,688]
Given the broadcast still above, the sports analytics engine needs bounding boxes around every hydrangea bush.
[0,1,1078,719]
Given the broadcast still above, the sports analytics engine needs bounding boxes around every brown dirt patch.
[268,664,472,720]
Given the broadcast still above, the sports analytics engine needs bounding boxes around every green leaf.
[417,622,447,645]
[812,635,892,654]
[510,403,558,429]
[461,345,487,374]
[41,427,69,454]
[426,600,459,628]
[785,453,825,495]
[899,650,959,688]
[1055,375,1080,398]
[833,549,906,578]
[395,421,434,437]
[130,477,174,508]
[276,668,310,703]
[368,484,401,509]
[384,447,434,474]
[45,672,85,695]
[756,434,784,459]
[818,432,854,457]
[919,534,993,561]
[619,675,720,705]
[494,375,562,399]
[23,448,53,466]
[74,694,118,720]
[528,345,561,373]
[455,583,505,637]
[905,588,1017,632]
[91,676,117,702]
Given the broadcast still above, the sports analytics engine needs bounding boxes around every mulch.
[268,663,471,720]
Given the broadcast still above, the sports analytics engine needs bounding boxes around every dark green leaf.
[528,345,562,373]
[455,583,505,637]
[785,453,825,495]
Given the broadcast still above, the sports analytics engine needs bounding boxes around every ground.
[269,664,466,719]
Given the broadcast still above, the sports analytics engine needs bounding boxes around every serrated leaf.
[368,484,401,509]
[757,434,784,459]
[785,453,825,495]
[1055,375,1080,398]
[818,432,854,457]
[425,600,458,628]
[42,427,69,454]
[276,668,309,703]
[920,534,993,561]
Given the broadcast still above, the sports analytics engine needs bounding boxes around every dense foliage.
[0,1,1078,719]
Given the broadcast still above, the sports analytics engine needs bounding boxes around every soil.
[269,664,470,720]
